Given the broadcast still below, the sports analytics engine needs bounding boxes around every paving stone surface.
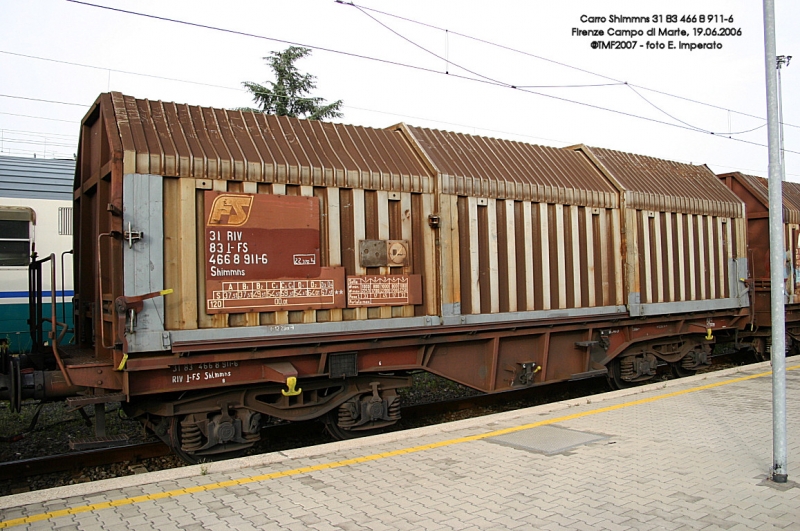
[1,359,799,530]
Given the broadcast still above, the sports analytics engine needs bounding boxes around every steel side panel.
[629,296,746,317]
[440,304,628,326]
[123,173,167,352]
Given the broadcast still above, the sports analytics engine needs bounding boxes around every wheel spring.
[619,359,635,379]
[337,403,357,429]
[387,396,401,421]
[681,355,695,369]
[180,419,203,451]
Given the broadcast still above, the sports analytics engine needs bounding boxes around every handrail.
[60,249,74,342]
[46,253,72,386]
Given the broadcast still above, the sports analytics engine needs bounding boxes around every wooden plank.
[612,209,623,305]
[196,186,214,329]
[585,208,595,307]
[523,202,534,311]
[718,217,727,298]
[164,177,199,330]
[687,214,696,301]
[697,215,707,300]
[326,187,343,322]
[505,200,518,312]
[400,191,415,317]
[468,197,481,314]
[664,212,675,302]
[676,213,686,302]
[210,180,229,328]
[571,205,581,308]
[707,215,716,299]
[653,211,663,303]
[539,203,551,310]
[625,209,639,304]
[642,212,652,304]
[418,193,437,317]
[487,199,500,313]
[598,209,609,305]
[440,194,460,316]
[737,218,747,259]
[352,188,368,320]
[726,218,734,298]
[376,190,392,319]
[555,204,566,309]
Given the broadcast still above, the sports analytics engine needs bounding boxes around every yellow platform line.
[2,365,796,529]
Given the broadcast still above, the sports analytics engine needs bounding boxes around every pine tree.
[241,46,343,120]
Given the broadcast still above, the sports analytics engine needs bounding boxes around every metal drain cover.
[486,425,607,454]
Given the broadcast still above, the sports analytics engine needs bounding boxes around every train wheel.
[167,416,211,465]
[165,413,257,465]
[323,387,401,440]
[670,363,697,378]
[323,410,385,441]
[607,359,636,390]
[750,337,768,362]
[607,356,658,390]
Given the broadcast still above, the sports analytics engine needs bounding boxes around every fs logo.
[207,194,253,226]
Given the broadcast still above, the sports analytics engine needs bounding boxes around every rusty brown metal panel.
[581,147,744,218]
[403,126,618,207]
[189,105,222,180]
[279,117,314,186]
[160,103,191,178]
[225,110,262,182]
[205,107,236,181]
[137,99,164,174]
[496,200,510,313]
[260,115,294,183]
[719,172,800,225]
[531,203,544,310]
[513,202,529,311]
[146,100,177,177]
[102,94,432,192]
[241,112,274,182]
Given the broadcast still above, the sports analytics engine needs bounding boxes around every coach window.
[0,206,35,267]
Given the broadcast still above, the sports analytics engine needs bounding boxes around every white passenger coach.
[0,155,74,353]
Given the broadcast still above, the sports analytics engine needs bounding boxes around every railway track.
[0,354,748,492]
[0,374,609,487]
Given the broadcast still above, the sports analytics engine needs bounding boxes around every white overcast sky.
[1,0,798,180]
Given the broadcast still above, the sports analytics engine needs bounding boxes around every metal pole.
[777,56,791,182]
[763,0,788,484]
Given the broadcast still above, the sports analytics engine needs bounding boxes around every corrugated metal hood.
[397,124,618,208]
[572,145,744,218]
[88,92,434,193]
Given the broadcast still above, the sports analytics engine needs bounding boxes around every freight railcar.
[718,172,800,357]
[1,93,753,461]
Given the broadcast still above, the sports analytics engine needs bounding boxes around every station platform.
[1,357,799,530]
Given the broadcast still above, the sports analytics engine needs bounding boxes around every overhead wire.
[346,1,771,138]
[341,1,799,131]
[626,85,767,136]
[60,0,798,156]
[0,94,88,107]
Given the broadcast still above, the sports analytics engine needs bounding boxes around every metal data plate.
[204,192,325,313]
[347,274,422,307]
[206,267,345,314]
